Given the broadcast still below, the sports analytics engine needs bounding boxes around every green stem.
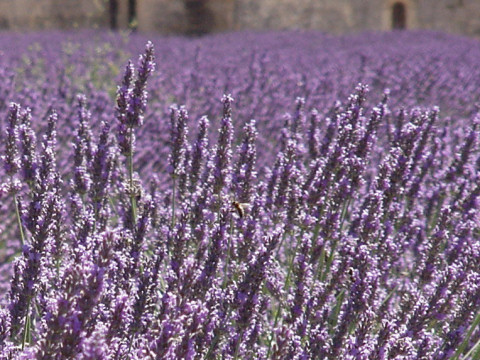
[205,330,221,359]
[21,298,31,350]
[171,176,176,228]
[266,299,282,358]
[125,332,135,360]
[311,223,325,281]
[452,310,480,360]
[339,197,352,232]
[128,126,137,225]
[222,214,234,289]
[124,128,142,360]
[13,193,26,247]
[233,330,244,360]
[266,231,301,357]
[318,199,351,282]
[328,289,346,332]
[464,337,480,359]
[321,237,339,283]
[109,196,120,219]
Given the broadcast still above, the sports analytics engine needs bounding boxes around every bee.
[231,201,250,218]
[347,267,355,283]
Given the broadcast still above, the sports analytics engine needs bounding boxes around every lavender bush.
[0,30,479,359]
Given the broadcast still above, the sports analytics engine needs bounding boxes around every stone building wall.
[137,0,234,34]
[0,0,478,37]
[232,0,355,33]
[415,0,480,35]
[0,0,107,30]
[134,0,480,37]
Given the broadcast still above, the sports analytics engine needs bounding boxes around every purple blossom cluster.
[0,30,479,359]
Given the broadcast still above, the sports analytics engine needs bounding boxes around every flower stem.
[266,231,301,357]
[233,330,244,360]
[222,214,234,289]
[128,126,137,225]
[452,310,480,360]
[21,298,31,350]
[13,193,25,247]
[171,175,176,228]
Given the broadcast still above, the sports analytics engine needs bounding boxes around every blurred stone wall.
[415,0,480,35]
[135,0,480,36]
[232,0,355,33]
[137,0,234,34]
[0,0,107,30]
[0,0,479,37]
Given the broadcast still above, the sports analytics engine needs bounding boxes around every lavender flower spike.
[3,103,21,176]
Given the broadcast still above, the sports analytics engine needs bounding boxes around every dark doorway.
[109,0,118,30]
[392,2,407,29]
[128,0,137,30]
[185,0,215,35]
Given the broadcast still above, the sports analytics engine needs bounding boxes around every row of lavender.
[0,31,479,358]
[0,30,479,176]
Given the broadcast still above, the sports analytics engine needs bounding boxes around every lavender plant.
[0,30,479,359]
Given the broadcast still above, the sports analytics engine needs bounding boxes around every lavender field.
[0,29,479,359]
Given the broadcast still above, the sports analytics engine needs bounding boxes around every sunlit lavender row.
[0,30,479,359]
